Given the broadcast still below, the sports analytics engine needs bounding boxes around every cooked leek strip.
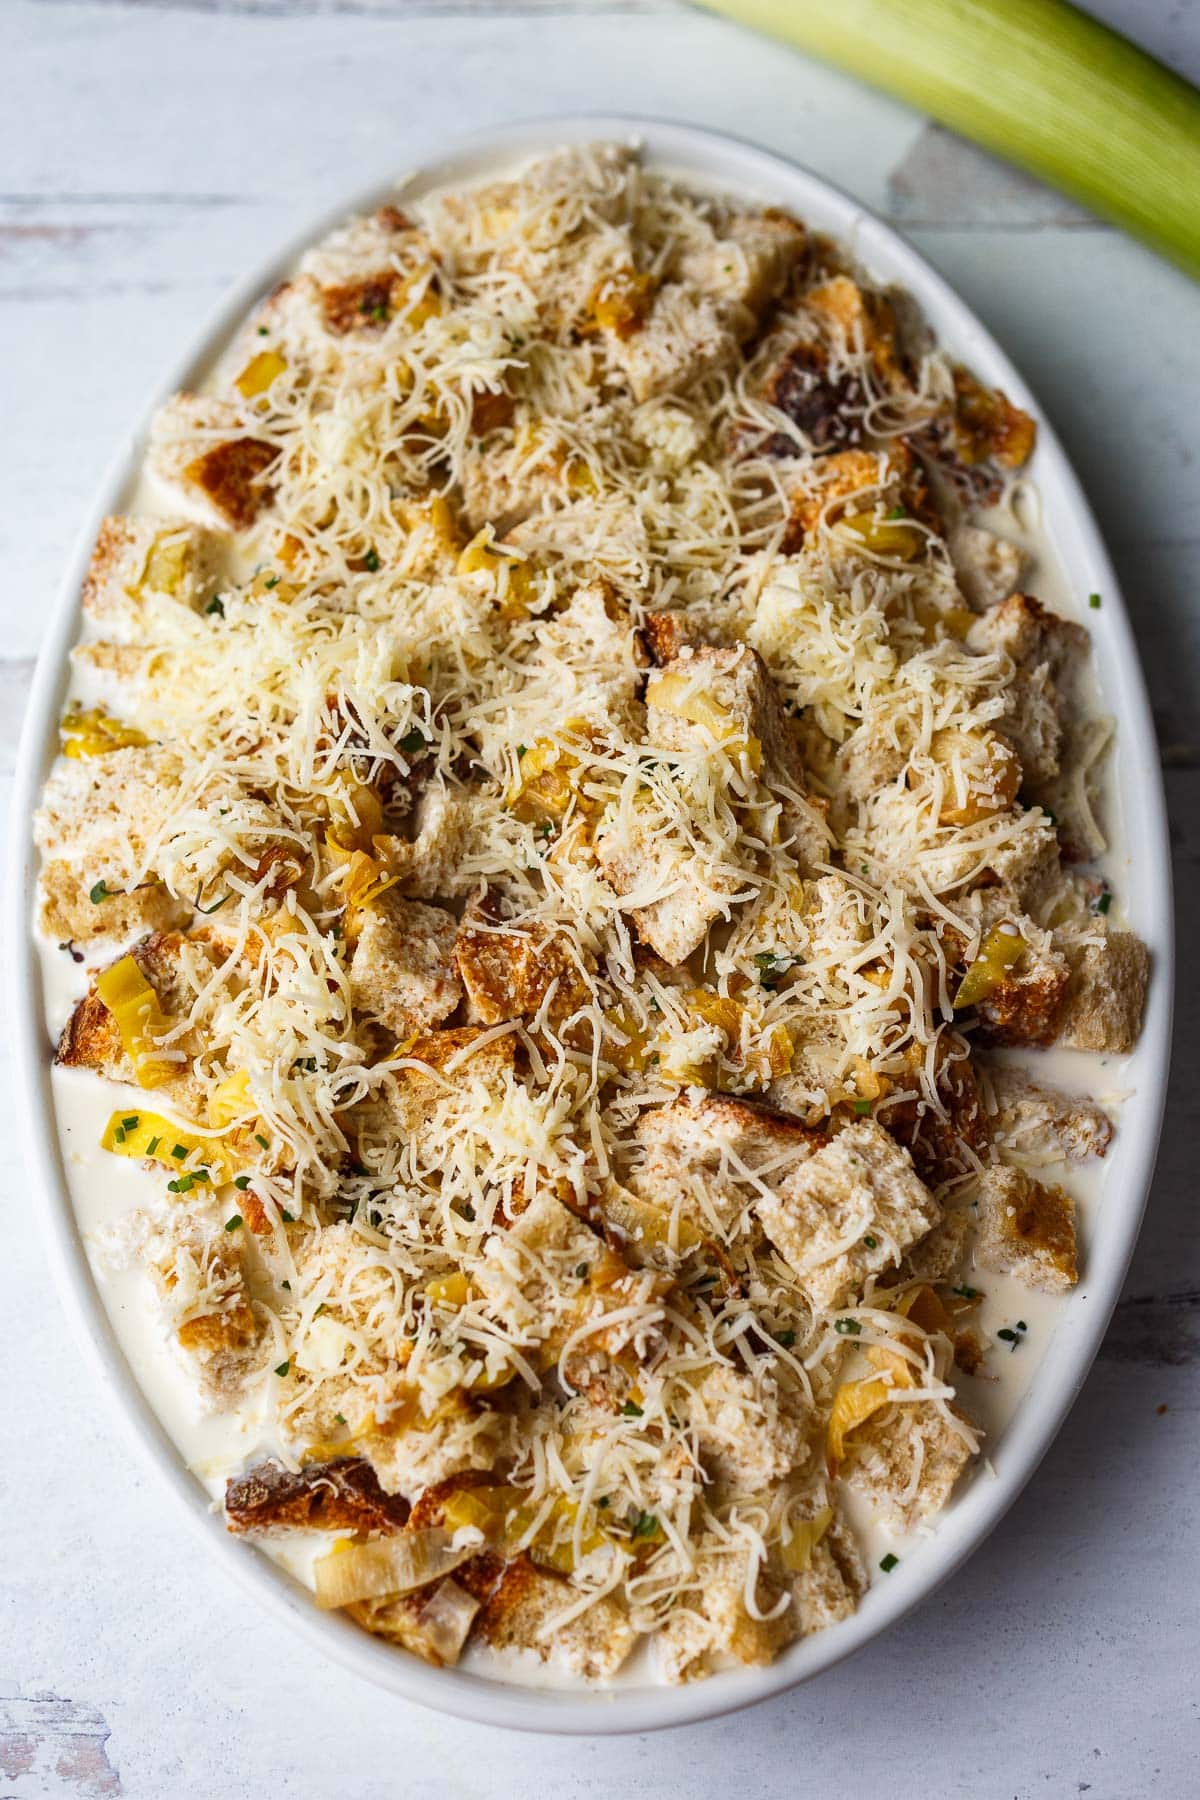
[782,1504,833,1573]
[60,707,148,758]
[953,922,1025,1010]
[101,1110,236,1185]
[694,0,1200,279]
[95,954,175,1088]
[312,1530,472,1610]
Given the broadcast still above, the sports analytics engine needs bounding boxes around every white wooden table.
[2,3,1197,1794]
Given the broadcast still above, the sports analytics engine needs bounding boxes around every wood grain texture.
[1,2,1198,1795]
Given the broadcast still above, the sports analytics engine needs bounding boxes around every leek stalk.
[693,0,1200,280]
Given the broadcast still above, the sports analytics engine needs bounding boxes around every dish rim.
[6,111,1174,1736]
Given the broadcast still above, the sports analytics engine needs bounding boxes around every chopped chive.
[774,1328,797,1349]
[1088,592,1102,609]
[952,1284,979,1301]
[89,880,110,904]
[334,1412,347,1427]
[205,596,225,617]
[620,1401,644,1417]
[255,1133,270,1150]
[835,1318,862,1336]
[171,1144,187,1160]
[575,1262,590,1279]
[224,1215,243,1232]
[400,728,426,754]
[263,575,279,590]
[597,1495,609,1509]
[281,1280,291,1291]
[314,1302,328,1316]
[1096,890,1112,914]
[863,1235,878,1249]
[166,1176,193,1194]
[274,1360,290,1377]
[281,1209,296,1224]
[122,1115,140,1132]
[363,548,381,573]
[257,325,269,337]
[629,1510,659,1539]
[516,744,528,759]
[146,1136,161,1155]
[113,1126,126,1145]
[880,1553,899,1573]
[853,1099,871,1116]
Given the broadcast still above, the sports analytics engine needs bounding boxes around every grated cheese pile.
[36,144,1148,1685]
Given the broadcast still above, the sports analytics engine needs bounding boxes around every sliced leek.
[695,0,1200,280]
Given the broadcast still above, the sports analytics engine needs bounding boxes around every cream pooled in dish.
[35,145,1149,1685]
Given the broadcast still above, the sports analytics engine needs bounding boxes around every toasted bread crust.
[225,1457,411,1535]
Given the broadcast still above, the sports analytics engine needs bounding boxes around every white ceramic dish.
[7,115,1174,1735]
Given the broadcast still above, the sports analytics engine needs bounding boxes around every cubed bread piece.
[225,1457,410,1535]
[474,1190,664,1375]
[458,432,568,535]
[677,210,806,330]
[642,609,705,666]
[54,929,220,1120]
[792,1508,867,1636]
[478,1556,637,1680]
[805,276,905,383]
[360,1404,510,1502]
[148,394,278,531]
[454,896,593,1028]
[896,1208,975,1285]
[381,786,479,901]
[373,1025,517,1145]
[973,942,1072,1049]
[1055,931,1149,1054]
[633,1092,825,1236]
[879,1036,990,1189]
[646,643,829,870]
[38,858,188,948]
[967,592,1091,789]
[35,743,183,869]
[81,515,223,634]
[657,1547,795,1683]
[297,206,441,338]
[688,1363,813,1492]
[756,1121,941,1310]
[982,1063,1113,1163]
[782,444,921,551]
[947,522,1024,611]
[750,338,866,454]
[839,1399,977,1528]
[975,1165,1078,1293]
[349,893,460,1036]
[595,820,742,966]
[608,285,737,404]
[165,1238,265,1405]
